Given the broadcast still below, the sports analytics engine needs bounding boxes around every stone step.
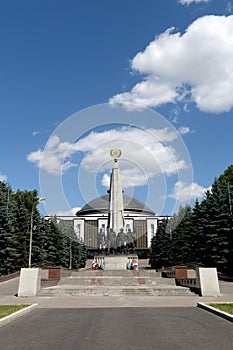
[38,267,196,297]
[58,276,176,286]
[38,284,195,297]
[121,288,153,295]
[71,270,162,277]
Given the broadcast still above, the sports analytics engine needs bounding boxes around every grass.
[0,305,30,319]
[209,303,233,315]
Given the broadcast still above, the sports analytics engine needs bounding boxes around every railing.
[161,270,175,278]
[176,278,200,294]
[161,267,200,295]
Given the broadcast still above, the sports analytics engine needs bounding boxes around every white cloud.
[76,127,188,188]
[27,127,190,189]
[178,0,209,5]
[110,15,233,113]
[27,135,78,175]
[51,207,81,216]
[32,130,39,136]
[169,181,207,201]
[178,126,190,135]
[0,173,7,182]
[101,173,110,187]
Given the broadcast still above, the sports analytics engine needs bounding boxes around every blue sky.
[0,0,233,216]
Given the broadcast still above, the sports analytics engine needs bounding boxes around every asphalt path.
[0,307,233,350]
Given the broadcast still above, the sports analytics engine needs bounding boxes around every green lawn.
[0,305,30,319]
[209,303,233,315]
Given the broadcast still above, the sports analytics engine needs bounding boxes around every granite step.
[70,270,162,277]
[38,284,195,297]
[39,268,196,297]
[58,276,176,286]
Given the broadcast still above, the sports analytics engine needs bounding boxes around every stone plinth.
[104,256,138,270]
[196,267,220,297]
[18,268,41,297]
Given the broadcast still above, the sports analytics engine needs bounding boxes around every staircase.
[38,269,195,297]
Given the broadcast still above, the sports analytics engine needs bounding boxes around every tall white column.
[107,149,124,233]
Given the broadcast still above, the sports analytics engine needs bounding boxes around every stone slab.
[104,256,128,270]
[187,269,196,278]
[197,267,220,297]
[18,268,41,297]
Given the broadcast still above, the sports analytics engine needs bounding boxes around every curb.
[0,303,38,327]
[197,302,233,322]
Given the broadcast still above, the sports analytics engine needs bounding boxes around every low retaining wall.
[0,271,20,283]
[162,267,220,296]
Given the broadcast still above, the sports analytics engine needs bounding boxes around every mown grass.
[209,303,233,315]
[0,305,30,319]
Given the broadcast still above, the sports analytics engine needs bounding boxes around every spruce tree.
[204,181,231,271]
[0,182,17,275]
[11,192,30,269]
[150,218,172,269]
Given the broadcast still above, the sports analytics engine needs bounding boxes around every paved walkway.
[2,307,233,350]
[0,277,232,308]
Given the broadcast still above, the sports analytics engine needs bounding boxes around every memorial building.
[48,150,170,258]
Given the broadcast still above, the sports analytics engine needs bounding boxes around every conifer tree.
[172,205,195,266]
[11,192,30,269]
[150,218,172,269]
[0,182,17,275]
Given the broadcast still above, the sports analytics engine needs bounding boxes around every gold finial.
[110,149,122,160]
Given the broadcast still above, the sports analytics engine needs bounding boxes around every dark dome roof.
[76,194,155,217]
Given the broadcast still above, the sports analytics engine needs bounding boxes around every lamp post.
[69,229,72,270]
[28,197,46,268]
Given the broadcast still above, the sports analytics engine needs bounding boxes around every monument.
[107,149,125,252]
[94,149,138,269]
[95,149,136,255]
[46,148,165,257]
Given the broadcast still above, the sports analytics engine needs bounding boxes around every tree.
[170,205,195,266]
[12,189,43,269]
[203,179,233,273]
[150,218,172,269]
[0,182,17,275]
[0,182,87,275]
[191,199,208,265]
[11,192,30,269]
[56,219,87,269]
[39,218,65,266]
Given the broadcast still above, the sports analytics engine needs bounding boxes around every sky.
[0,0,233,216]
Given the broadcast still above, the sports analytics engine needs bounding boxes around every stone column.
[107,149,125,241]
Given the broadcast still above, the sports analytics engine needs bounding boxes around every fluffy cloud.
[75,127,188,188]
[110,15,233,113]
[29,126,208,206]
[178,0,209,5]
[27,135,78,175]
[51,207,81,216]
[101,173,110,187]
[169,181,207,201]
[27,126,190,187]
[0,173,7,182]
